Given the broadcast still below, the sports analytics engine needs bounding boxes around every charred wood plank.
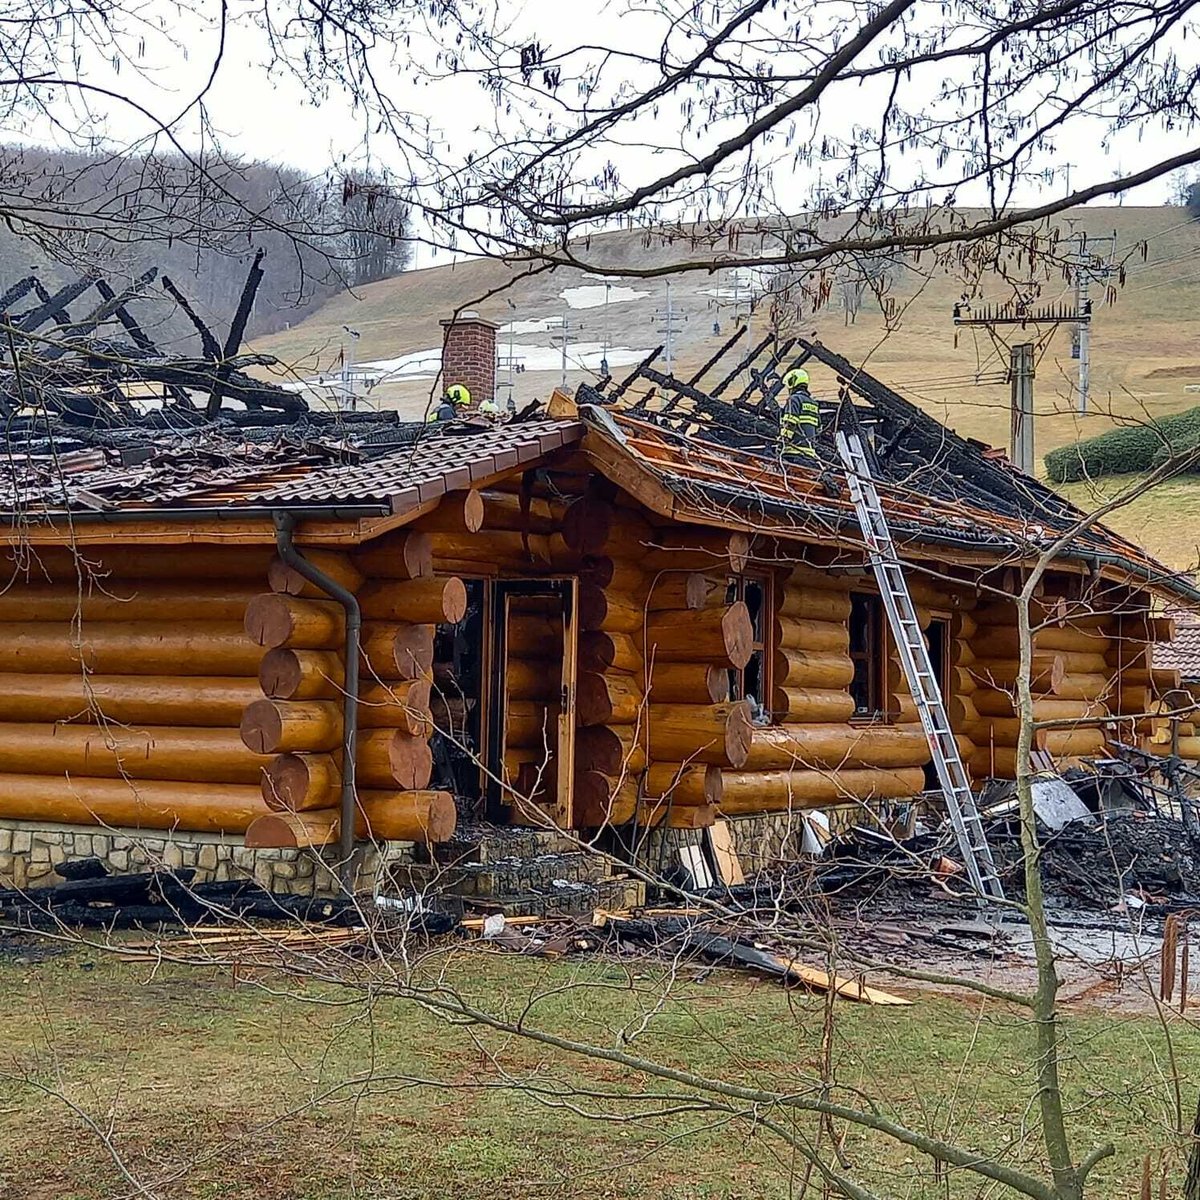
[16,270,101,333]
[162,275,222,359]
[208,249,266,418]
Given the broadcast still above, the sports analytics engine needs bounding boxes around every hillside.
[252,207,1200,569]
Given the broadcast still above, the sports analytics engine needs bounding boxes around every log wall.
[0,545,275,834]
[243,527,456,847]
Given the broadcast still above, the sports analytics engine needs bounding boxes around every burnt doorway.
[486,579,578,828]
[430,579,487,811]
[923,618,951,789]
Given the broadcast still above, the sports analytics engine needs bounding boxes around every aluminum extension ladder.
[835,429,1005,901]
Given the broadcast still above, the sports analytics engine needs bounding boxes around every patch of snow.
[560,284,650,310]
[499,318,560,335]
[508,341,648,373]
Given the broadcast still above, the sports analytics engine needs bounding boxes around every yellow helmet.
[784,368,809,391]
[446,383,471,407]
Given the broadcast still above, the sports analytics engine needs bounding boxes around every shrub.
[1044,406,1200,482]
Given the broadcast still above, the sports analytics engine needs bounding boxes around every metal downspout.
[273,512,360,881]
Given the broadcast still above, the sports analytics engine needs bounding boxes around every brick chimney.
[440,310,497,409]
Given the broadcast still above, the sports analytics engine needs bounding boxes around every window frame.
[848,590,890,723]
[725,571,776,722]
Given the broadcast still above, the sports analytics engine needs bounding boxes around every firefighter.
[779,368,819,464]
[478,396,502,418]
[428,383,471,422]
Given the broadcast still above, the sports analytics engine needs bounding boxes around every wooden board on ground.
[707,820,745,885]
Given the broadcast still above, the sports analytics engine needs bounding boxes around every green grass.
[0,941,1195,1198]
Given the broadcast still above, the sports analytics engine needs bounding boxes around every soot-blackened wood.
[162,274,222,360]
[95,278,159,353]
[44,268,159,361]
[208,250,266,418]
[711,332,774,398]
[0,276,38,313]
[734,336,795,407]
[16,271,101,332]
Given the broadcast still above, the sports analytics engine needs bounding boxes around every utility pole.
[654,281,684,373]
[549,313,571,387]
[1068,230,1116,415]
[601,282,611,377]
[340,325,360,412]
[1010,343,1035,473]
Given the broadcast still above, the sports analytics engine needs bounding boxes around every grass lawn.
[0,940,1196,1199]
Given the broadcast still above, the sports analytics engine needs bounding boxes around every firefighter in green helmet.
[778,367,819,464]
[428,383,471,422]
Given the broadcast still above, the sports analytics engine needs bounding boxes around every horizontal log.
[1051,673,1113,702]
[0,622,263,676]
[0,774,268,833]
[561,495,613,554]
[579,556,646,595]
[574,770,643,827]
[745,724,930,771]
[579,584,644,634]
[267,550,364,599]
[643,530,750,574]
[646,603,752,669]
[969,654,1065,694]
[646,661,730,704]
[971,691,1104,720]
[359,577,468,625]
[356,790,456,843]
[646,573,728,612]
[774,617,847,654]
[417,490,485,534]
[1041,728,1109,758]
[259,648,343,701]
[778,588,852,622]
[0,582,261,623]
[647,701,752,767]
[357,729,434,790]
[973,625,1109,657]
[244,809,337,849]
[575,725,646,775]
[0,723,271,784]
[773,687,857,723]
[506,614,563,659]
[502,659,559,702]
[504,701,557,749]
[948,694,979,727]
[1055,651,1110,676]
[351,530,434,580]
[262,753,339,811]
[245,596,343,650]
[580,630,641,675]
[360,622,435,680]
[358,679,432,736]
[578,672,644,726]
[645,762,723,807]
[240,699,343,755]
[480,489,561,534]
[6,546,272,582]
[430,530,553,569]
[0,673,261,726]
[718,766,926,814]
[773,648,854,690]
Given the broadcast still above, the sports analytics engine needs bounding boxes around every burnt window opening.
[923,618,952,788]
[849,591,886,719]
[726,573,772,722]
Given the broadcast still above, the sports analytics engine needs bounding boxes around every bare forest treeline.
[0,146,411,347]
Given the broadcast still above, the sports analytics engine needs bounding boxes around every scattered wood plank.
[707,820,745,886]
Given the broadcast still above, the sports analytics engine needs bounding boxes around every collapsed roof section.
[0,255,303,423]
[577,334,1196,600]
[0,286,1190,602]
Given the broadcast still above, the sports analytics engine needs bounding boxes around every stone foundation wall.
[637,803,915,877]
[0,820,414,897]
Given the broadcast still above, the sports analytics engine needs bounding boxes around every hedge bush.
[1044,406,1200,482]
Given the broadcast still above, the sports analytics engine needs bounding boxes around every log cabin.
[0,327,1195,886]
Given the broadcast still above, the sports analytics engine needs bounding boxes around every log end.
[722,601,754,670]
[725,699,753,768]
[244,593,291,648]
[245,809,338,849]
[461,489,485,534]
[240,698,283,755]
[442,576,469,624]
[259,648,305,699]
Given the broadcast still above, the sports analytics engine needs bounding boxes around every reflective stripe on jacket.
[779,388,819,458]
